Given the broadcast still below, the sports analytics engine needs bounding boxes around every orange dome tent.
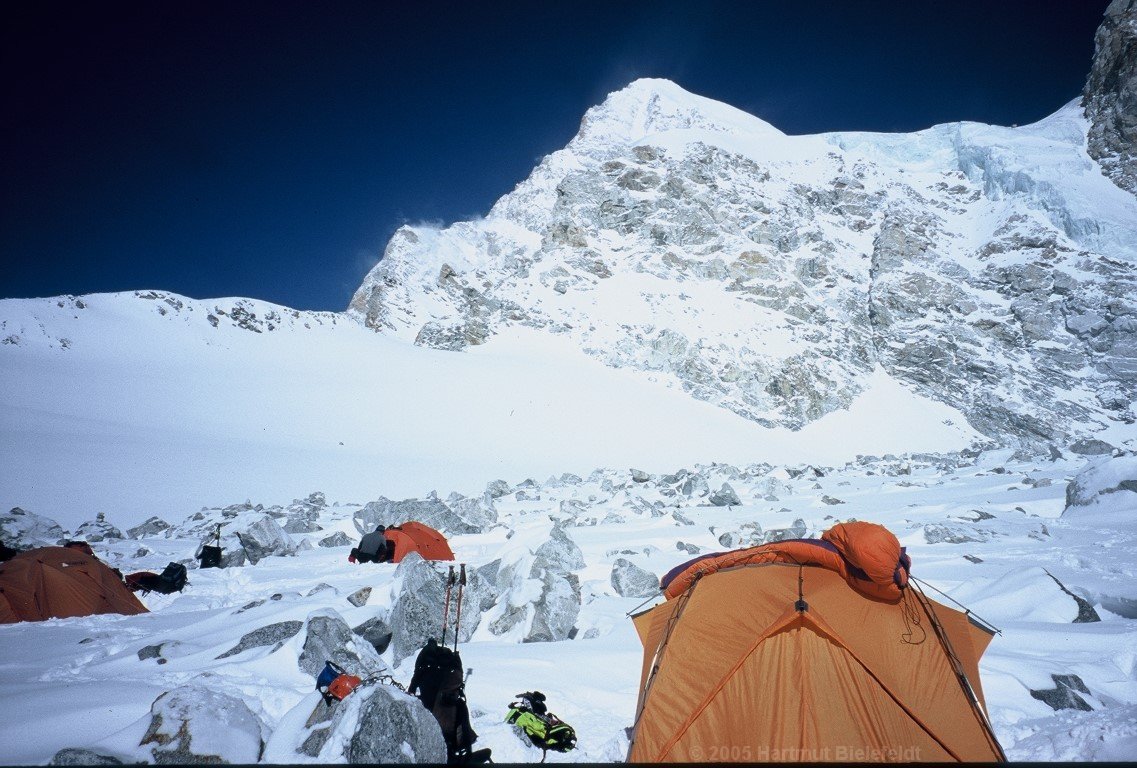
[0,547,148,624]
[628,523,1004,763]
[385,522,454,563]
[353,522,456,564]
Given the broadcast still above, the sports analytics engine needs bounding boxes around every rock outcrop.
[1084,0,1137,193]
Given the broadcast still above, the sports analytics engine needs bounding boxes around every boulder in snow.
[126,516,172,539]
[139,684,267,764]
[282,491,326,533]
[948,567,1098,624]
[318,530,353,548]
[347,586,372,607]
[533,523,584,572]
[353,615,393,655]
[446,491,499,530]
[49,749,124,765]
[298,609,387,678]
[922,521,991,544]
[216,620,303,660]
[611,558,660,598]
[388,554,496,661]
[1062,454,1137,526]
[270,684,445,763]
[235,515,297,563]
[1030,674,1095,712]
[1,507,66,549]
[708,483,741,506]
[354,492,485,535]
[73,512,123,542]
[525,567,581,643]
[486,479,512,498]
[760,518,808,544]
[388,554,450,664]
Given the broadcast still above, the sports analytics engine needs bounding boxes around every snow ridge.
[350,80,1137,451]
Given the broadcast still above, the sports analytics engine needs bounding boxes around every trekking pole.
[453,563,467,652]
[234,532,255,565]
[441,565,456,645]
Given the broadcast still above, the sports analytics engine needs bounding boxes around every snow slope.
[0,291,979,530]
[1,451,1135,764]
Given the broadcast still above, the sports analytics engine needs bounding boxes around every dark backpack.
[409,640,484,764]
[409,639,463,710]
[157,562,188,593]
[198,545,222,569]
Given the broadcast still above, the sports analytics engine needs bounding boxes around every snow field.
[2,448,1135,763]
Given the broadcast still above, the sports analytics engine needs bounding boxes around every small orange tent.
[628,524,1004,763]
[386,522,454,563]
[0,547,148,623]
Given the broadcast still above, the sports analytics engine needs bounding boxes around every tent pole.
[913,582,1007,762]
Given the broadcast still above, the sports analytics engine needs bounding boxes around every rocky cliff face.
[1084,0,1137,194]
[350,21,1137,453]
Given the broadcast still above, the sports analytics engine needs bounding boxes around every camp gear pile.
[124,562,188,595]
[405,564,490,764]
[315,660,363,704]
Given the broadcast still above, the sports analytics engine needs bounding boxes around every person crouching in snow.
[349,526,394,564]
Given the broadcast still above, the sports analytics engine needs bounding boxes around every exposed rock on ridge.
[351,55,1137,450]
[1084,0,1137,194]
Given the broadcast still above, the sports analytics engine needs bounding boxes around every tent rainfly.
[0,546,149,623]
[628,522,1005,763]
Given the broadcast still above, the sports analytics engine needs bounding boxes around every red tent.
[386,522,454,563]
[0,547,148,623]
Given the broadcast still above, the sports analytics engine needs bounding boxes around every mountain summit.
[350,14,1136,452]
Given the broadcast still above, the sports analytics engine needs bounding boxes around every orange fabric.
[822,521,902,584]
[661,540,847,600]
[328,673,362,700]
[386,522,454,563]
[0,547,148,623]
[663,523,910,602]
[629,565,1001,763]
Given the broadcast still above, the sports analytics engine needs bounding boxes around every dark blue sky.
[2,1,1110,311]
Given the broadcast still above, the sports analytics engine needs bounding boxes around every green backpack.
[505,691,577,754]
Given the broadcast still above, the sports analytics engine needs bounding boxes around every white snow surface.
[3,295,1134,763]
[1,449,1136,764]
[0,291,979,528]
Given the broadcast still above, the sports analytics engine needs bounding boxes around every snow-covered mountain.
[351,48,1136,453]
[4,4,1135,525]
